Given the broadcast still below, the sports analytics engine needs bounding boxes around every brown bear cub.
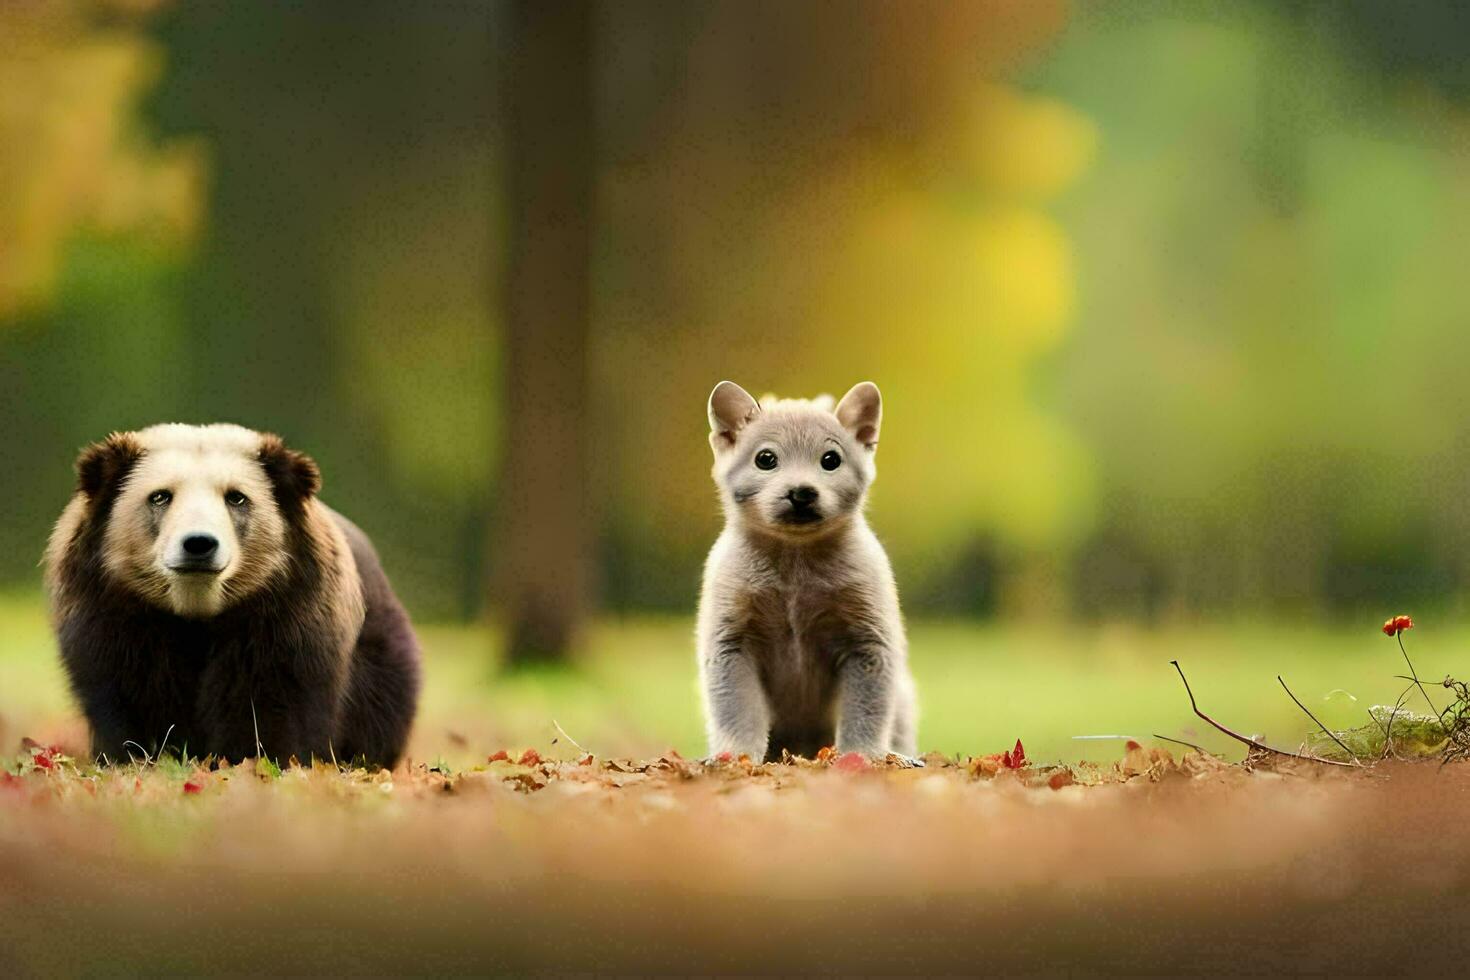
[45,424,421,768]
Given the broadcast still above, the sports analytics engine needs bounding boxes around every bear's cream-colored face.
[101,424,292,618]
[706,381,882,541]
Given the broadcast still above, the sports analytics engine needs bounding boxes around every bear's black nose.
[787,486,819,507]
[182,533,219,558]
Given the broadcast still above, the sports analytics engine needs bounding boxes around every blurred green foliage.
[1,591,1458,766]
[1036,0,1470,618]
[4,1,1470,623]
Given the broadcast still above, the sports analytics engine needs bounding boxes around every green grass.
[1,591,1461,766]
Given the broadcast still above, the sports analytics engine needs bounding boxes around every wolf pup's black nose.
[182,533,219,558]
[787,486,818,507]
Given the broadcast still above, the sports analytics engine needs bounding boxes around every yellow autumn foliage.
[0,0,202,319]
[598,80,1097,599]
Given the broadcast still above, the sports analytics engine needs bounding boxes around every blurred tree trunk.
[496,0,594,666]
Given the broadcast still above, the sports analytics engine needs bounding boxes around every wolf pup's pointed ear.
[835,382,882,451]
[76,432,144,499]
[257,434,321,514]
[708,381,760,452]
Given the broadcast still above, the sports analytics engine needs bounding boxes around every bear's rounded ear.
[708,380,760,453]
[76,432,143,499]
[835,381,881,451]
[257,434,321,511]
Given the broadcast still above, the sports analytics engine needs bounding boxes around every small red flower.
[1383,615,1414,637]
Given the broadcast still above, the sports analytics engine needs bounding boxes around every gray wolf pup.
[697,381,918,763]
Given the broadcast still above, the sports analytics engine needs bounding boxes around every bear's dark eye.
[821,450,842,471]
[225,489,249,507]
[754,449,778,471]
[148,490,172,507]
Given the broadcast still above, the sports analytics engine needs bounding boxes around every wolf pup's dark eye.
[754,449,778,470]
[225,490,249,507]
[148,490,172,507]
[820,450,842,471]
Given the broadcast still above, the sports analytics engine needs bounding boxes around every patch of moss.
[1305,706,1446,761]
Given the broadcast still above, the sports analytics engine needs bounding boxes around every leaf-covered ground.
[5,740,1470,975]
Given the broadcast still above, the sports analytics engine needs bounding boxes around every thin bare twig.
[1151,733,1216,756]
[1378,683,1414,760]
[552,719,588,756]
[1278,675,1359,763]
[1169,661,1355,768]
[1397,632,1437,715]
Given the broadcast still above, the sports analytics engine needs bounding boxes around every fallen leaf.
[487,750,510,763]
[1048,770,1075,790]
[1122,742,1176,778]
[834,752,870,773]
[517,748,541,766]
[969,740,1028,777]
[1002,740,1027,769]
[183,781,203,795]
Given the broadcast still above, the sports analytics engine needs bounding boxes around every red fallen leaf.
[971,739,1029,776]
[183,781,203,795]
[517,748,541,766]
[1124,739,1142,752]
[715,751,734,763]
[578,754,595,766]
[33,750,54,770]
[1048,770,1075,790]
[736,753,752,766]
[833,752,870,773]
[487,750,509,763]
[815,746,837,763]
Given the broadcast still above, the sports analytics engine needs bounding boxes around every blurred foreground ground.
[3,750,1470,974]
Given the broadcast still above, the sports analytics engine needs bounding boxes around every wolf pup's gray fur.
[696,380,918,763]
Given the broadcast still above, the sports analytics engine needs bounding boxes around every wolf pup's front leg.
[833,646,897,757]
[699,637,771,760]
